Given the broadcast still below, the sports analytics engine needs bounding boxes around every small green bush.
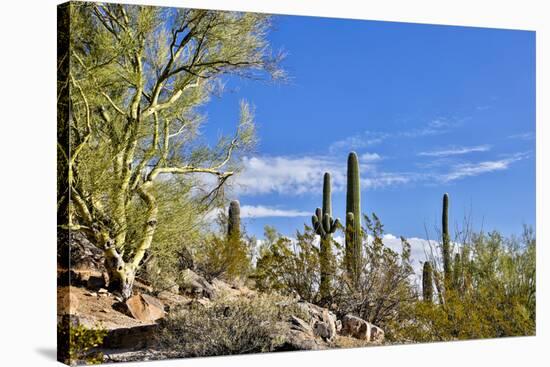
[157,294,301,357]
[58,316,107,365]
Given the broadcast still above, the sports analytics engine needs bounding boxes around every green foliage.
[395,226,536,342]
[136,179,206,290]
[58,316,107,366]
[334,213,416,332]
[311,172,340,303]
[255,225,322,302]
[200,233,253,281]
[61,2,283,296]
[194,202,254,281]
[345,152,362,285]
[157,294,299,357]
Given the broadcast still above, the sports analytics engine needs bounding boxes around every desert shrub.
[57,316,107,366]
[157,294,300,357]
[332,213,417,332]
[197,233,254,281]
[393,226,536,342]
[254,225,321,303]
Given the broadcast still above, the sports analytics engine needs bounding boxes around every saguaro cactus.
[442,193,451,285]
[345,152,362,284]
[228,200,241,239]
[422,261,434,302]
[452,253,462,290]
[312,173,340,302]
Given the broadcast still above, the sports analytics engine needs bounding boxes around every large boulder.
[277,318,328,351]
[341,314,371,341]
[296,301,337,342]
[122,294,165,322]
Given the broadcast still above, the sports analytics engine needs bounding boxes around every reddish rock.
[124,293,165,322]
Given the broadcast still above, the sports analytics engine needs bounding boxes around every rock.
[370,324,385,344]
[313,320,333,340]
[98,288,108,294]
[59,289,79,315]
[102,324,158,349]
[58,231,105,272]
[156,291,191,312]
[289,315,313,334]
[179,269,215,298]
[123,294,165,322]
[84,291,98,297]
[341,314,371,341]
[335,319,342,332]
[277,329,328,351]
[296,301,337,342]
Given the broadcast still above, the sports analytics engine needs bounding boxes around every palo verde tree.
[57,3,283,298]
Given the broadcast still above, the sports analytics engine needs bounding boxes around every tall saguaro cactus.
[228,200,241,239]
[422,261,434,302]
[312,173,340,302]
[442,193,451,285]
[345,152,362,285]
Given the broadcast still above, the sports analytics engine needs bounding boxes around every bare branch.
[101,92,127,116]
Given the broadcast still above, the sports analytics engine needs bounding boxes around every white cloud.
[441,153,528,182]
[233,155,411,195]
[418,145,491,157]
[360,152,382,162]
[240,205,310,218]
[234,155,346,195]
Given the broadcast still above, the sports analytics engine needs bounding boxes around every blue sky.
[202,15,535,244]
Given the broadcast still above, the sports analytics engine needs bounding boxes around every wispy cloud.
[329,117,460,154]
[362,173,414,189]
[399,118,457,138]
[241,205,310,218]
[329,132,389,153]
[418,145,491,157]
[440,153,528,182]
[508,132,535,140]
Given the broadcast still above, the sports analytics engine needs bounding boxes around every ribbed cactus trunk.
[422,261,434,302]
[452,253,462,290]
[345,152,362,286]
[442,193,451,286]
[228,200,241,240]
[312,173,339,303]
